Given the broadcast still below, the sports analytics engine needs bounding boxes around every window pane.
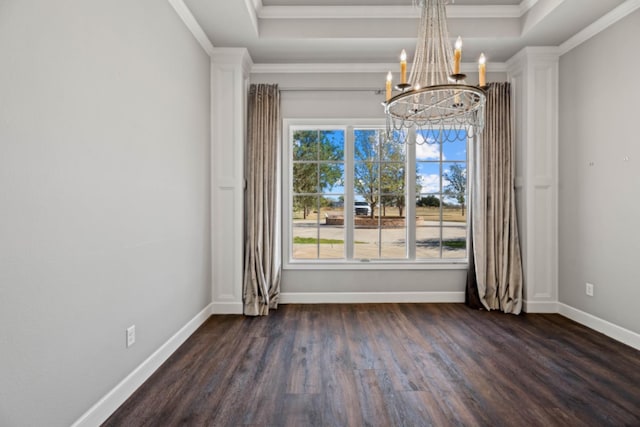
[417,200,441,222]
[292,240,317,259]
[442,204,466,225]
[416,140,441,161]
[292,196,317,260]
[319,163,344,194]
[322,194,344,236]
[354,222,377,259]
[354,161,379,203]
[322,195,344,211]
[381,163,405,195]
[442,226,467,259]
[353,129,381,161]
[442,162,467,211]
[318,130,344,161]
[442,138,467,161]
[292,130,320,161]
[416,225,442,259]
[292,195,317,220]
[293,163,318,194]
[381,141,406,160]
[319,226,344,259]
[417,162,441,194]
[380,224,406,259]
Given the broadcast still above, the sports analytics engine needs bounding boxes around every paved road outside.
[292,219,466,260]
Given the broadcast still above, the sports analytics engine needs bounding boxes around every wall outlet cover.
[586,283,594,297]
[126,325,136,348]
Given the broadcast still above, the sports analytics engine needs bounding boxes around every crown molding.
[252,63,397,74]
[506,46,560,72]
[258,5,524,20]
[243,0,260,36]
[252,61,507,74]
[519,0,539,15]
[211,48,254,74]
[167,0,215,56]
[559,0,640,56]
[521,0,565,35]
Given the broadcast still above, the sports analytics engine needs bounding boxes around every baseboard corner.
[522,300,559,313]
[211,301,244,315]
[70,303,213,427]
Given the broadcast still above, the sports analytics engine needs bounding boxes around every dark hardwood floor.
[103,304,640,426]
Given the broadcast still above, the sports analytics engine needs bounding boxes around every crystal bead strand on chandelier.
[383,0,486,144]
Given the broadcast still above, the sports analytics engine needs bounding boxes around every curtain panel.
[466,82,524,314]
[243,84,282,316]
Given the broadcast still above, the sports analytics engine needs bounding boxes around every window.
[290,128,345,260]
[284,120,469,267]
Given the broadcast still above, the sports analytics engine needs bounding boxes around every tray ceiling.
[183,0,628,64]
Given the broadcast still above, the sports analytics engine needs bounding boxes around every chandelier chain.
[384,0,485,144]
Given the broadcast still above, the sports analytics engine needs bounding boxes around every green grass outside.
[293,237,344,244]
[293,237,366,245]
[442,240,466,249]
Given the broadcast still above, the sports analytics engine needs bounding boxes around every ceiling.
[182,0,626,65]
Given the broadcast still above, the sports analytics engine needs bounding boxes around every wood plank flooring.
[103,304,640,426]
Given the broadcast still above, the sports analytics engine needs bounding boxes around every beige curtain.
[243,84,281,316]
[466,82,523,314]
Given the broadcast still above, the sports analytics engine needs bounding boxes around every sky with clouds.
[416,133,466,196]
[294,129,467,202]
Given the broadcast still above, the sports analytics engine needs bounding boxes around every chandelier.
[383,0,486,144]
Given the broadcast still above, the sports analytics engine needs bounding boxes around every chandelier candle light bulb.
[386,71,393,101]
[453,36,462,74]
[479,53,486,87]
[400,49,407,84]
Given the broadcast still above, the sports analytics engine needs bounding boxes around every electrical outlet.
[585,283,594,297]
[126,325,136,348]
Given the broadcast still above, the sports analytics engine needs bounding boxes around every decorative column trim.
[210,48,253,314]
[507,47,560,310]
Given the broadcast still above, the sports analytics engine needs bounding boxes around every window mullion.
[377,133,382,259]
[407,127,417,260]
[316,130,321,259]
[345,126,354,260]
[439,130,444,259]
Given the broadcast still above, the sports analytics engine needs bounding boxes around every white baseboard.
[279,291,465,304]
[523,300,559,313]
[211,301,244,314]
[558,303,640,351]
[71,303,214,427]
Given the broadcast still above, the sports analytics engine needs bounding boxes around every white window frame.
[283,118,469,270]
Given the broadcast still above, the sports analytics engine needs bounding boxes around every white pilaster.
[507,47,559,313]
[210,48,253,314]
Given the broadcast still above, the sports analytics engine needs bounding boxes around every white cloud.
[415,135,445,161]
[419,174,440,193]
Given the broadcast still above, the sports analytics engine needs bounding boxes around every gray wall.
[0,1,211,425]
[558,10,640,333]
[252,71,506,294]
